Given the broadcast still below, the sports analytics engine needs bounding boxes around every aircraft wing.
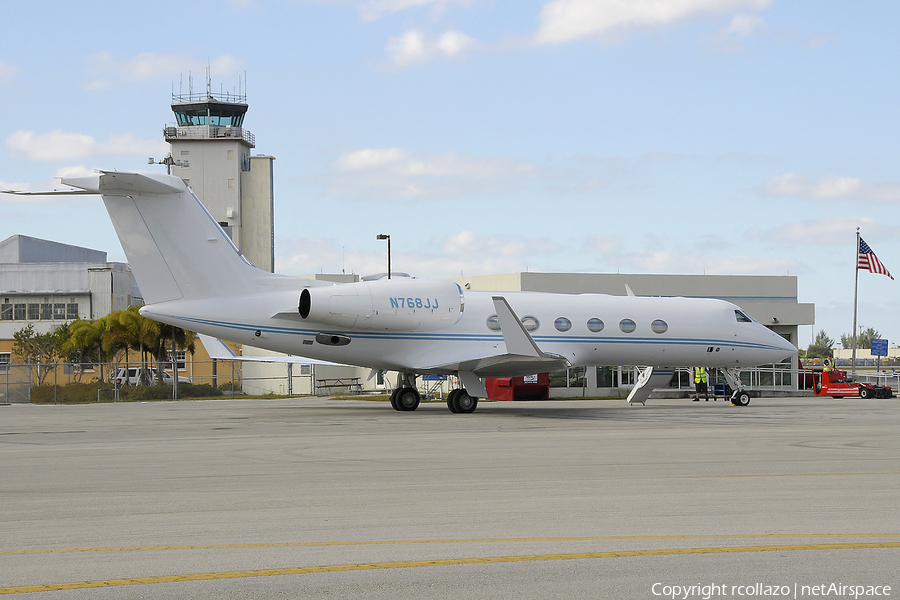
[409,296,571,377]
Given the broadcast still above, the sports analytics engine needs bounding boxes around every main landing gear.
[389,373,479,413]
[446,388,478,413]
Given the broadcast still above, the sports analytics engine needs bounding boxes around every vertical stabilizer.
[62,171,262,304]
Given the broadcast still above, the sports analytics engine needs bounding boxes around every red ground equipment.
[486,373,550,401]
[813,369,893,399]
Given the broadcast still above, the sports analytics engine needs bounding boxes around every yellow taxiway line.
[2,538,900,595]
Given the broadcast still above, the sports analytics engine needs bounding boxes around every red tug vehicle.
[813,368,894,399]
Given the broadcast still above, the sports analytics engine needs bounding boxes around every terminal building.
[0,235,141,374]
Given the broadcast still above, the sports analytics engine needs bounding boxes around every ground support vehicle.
[813,369,893,399]
[110,367,192,386]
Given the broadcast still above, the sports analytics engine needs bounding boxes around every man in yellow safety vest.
[693,366,710,402]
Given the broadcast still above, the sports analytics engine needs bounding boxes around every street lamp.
[376,234,391,279]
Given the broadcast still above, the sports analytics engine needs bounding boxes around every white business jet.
[12,171,797,411]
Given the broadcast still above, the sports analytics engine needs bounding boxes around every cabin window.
[554,317,572,332]
[486,315,501,331]
[735,310,753,323]
[651,319,668,334]
[521,316,540,332]
[619,319,636,333]
[587,318,604,333]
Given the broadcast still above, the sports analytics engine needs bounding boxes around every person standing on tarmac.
[693,366,710,402]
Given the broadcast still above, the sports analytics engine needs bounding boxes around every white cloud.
[85,51,244,82]
[276,231,558,279]
[706,12,766,49]
[328,147,540,198]
[747,217,897,246]
[385,28,480,67]
[534,0,772,45]
[719,13,765,37]
[359,0,476,21]
[6,129,167,161]
[0,59,17,83]
[761,173,900,202]
[443,231,562,258]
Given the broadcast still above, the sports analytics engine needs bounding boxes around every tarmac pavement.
[1,395,898,599]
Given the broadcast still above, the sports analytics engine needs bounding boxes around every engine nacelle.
[298,278,464,331]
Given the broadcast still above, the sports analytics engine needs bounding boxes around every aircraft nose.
[768,327,798,359]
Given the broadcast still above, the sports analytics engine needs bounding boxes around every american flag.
[858,237,894,280]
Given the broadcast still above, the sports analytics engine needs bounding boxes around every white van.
[110,367,192,385]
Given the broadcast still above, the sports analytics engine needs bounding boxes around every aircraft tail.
[62,171,262,304]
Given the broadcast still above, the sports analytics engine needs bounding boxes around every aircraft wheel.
[456,391,478,413]
[397,387,421,411]
[389,388,402,411]
[732,390,751,406]
[859,387,872,399]
[447,389,461,413]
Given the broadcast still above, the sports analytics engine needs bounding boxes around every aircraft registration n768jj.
[15,170,797,412]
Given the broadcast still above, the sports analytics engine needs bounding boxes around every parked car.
[109,366,192,386]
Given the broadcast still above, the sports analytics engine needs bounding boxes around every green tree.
[841,326,881,350]
[154,322,196,384]
[64,318,109,383]
[12,323,69,386]
[806,329,835,358]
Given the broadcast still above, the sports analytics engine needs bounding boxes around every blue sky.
[2,0,899,349]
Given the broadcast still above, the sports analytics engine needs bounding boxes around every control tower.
[163,87,275,272]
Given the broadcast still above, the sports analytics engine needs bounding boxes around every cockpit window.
[735,310,753,323]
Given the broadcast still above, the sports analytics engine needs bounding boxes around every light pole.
[376,234,391,279]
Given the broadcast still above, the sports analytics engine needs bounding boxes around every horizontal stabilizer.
[198,334,346,366]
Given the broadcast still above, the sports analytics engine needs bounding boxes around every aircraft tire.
[389,388,402,411]
[397,387,421,411]
[456,391,478,413]
[447,389,461,413]
[733,390,751,407]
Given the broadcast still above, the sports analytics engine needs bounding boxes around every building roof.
[0,235,107,264]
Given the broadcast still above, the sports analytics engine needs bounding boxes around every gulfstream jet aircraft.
[13,171,797,412]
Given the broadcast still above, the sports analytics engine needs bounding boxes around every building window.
[227,149,234,161]
[0,353,10,372]
[554,317,572,332]
[41,304,53,320]
[0,304,11,321]
[66,303,79,320]
[651,319,668,334]
[27,304,40,320]
[587,318,604,333]
[619,319,636,333]
[14,304,26,320]
[53,304,66,320]
[550,367,586,388]
[167,350,186,369]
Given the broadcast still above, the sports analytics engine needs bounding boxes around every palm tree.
[102,309,140,384]
[63,319,106,382]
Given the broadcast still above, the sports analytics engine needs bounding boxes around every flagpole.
[852,227,859,379]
